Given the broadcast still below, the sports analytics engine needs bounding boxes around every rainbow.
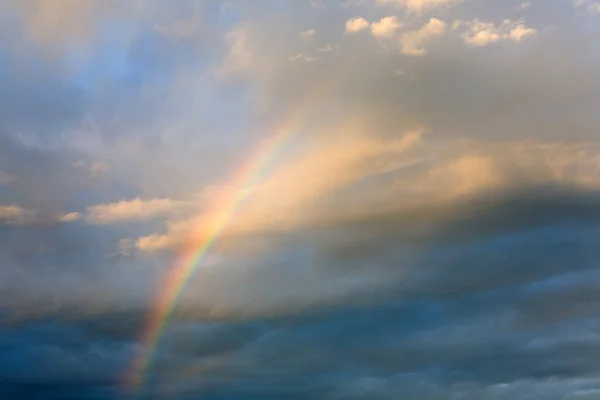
[122,73,347,392]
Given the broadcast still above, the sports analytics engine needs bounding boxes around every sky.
[2,0,600,399]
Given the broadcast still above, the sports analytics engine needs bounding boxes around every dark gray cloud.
[4,185,600,398]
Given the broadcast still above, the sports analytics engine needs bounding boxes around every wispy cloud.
[0,204,36,225]
[85,198,195,225]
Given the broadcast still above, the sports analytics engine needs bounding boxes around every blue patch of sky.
[65,21,135,92]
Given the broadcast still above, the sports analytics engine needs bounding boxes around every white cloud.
[366,17,446,56]
[461,19,536,47]
[345,17,370,33]
[85,198,191,225]
[462,21,501,46]
[399,17,447,55]
[58,212,80,223]
[370,16,402,38]
[136,223,184,252]
[377,0,462,12]
[509,23,537,41]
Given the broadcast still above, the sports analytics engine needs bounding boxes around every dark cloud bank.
[3,185,600,399]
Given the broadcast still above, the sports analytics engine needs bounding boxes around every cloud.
[58,212,81,223]
[85,198,192,225]
[215,27,254,77]
[132,134,600,260]
[518,1,531,10]
[133,129,423,252]
[370,16,402,38]
[300,28,317,41]
[345,17,370,33]
[399,17,447,55]
[63,185,600,399]
[361,16,447,55]
[460,18,537,46]
[0,204,36,225]
[425,154,504,196]
[288,53,318,62]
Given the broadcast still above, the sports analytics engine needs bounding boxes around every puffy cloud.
[345,17,370,33]
[360,16,534,56]
[370,15,402,38]
[365,16,447,55]
[461,19,537,46]
[399,17,447,55]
